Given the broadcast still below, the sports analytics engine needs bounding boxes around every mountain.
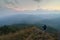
[0,24,57,40]
[0,9,60,30]
[0,13,60,30]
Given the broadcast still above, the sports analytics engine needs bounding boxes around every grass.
[0,26,57,40]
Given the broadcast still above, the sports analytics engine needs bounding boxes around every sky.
[0,0,60,25]
[0,0,60,11]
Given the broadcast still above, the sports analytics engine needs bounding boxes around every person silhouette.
[42,25,47,30]
[42,25,47,40]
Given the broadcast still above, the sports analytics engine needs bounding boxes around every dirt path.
[26,33,33,40]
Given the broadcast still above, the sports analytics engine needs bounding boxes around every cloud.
[34,0,41,3]
[4,0,39,11]
[0,0,60,11]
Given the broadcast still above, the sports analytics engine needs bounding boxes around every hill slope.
[0,26,57,40]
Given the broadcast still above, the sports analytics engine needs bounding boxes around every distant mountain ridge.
[0,8,60,30]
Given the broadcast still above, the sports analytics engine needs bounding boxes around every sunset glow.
[0,0,60,11]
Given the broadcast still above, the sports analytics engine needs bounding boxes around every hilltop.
[0,24,57,40]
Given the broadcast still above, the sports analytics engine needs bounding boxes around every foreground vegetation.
[0,24,58,40]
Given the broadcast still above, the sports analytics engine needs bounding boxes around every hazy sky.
[0,0,60,11]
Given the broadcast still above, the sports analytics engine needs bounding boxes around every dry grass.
[0,27,57,40]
